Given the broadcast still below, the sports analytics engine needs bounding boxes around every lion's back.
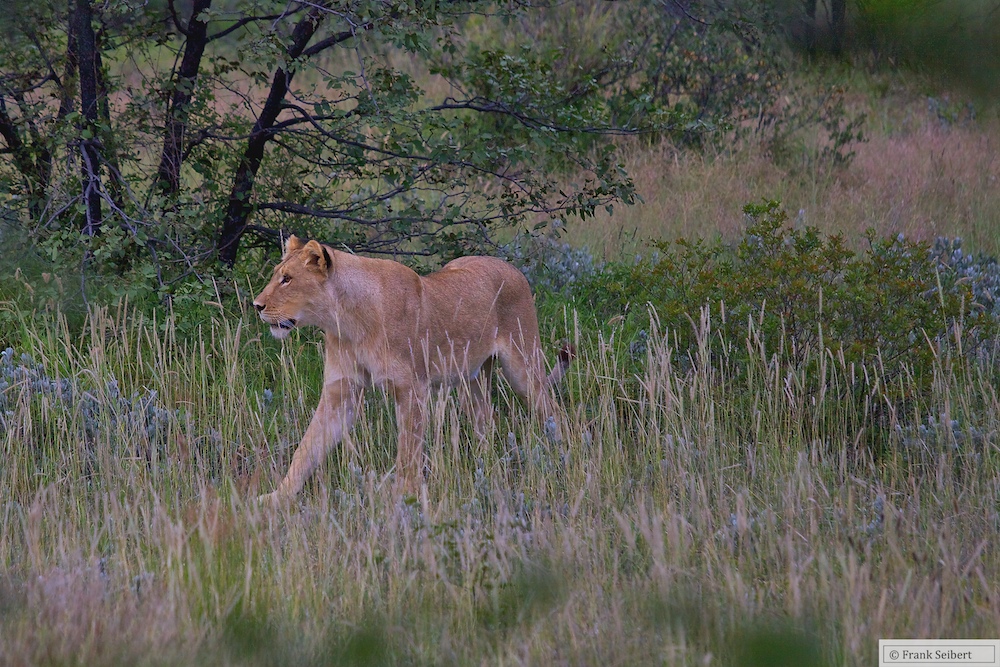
[419,256,533,331]
[433,256,530,303]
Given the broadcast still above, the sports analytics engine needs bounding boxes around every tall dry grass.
[570,97,1000,260]
[1,302,999,665]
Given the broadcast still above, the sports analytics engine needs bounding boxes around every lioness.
[253,235,572,503]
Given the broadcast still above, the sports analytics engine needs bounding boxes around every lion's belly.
[409,327,498,386]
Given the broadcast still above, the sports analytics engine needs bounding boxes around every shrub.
[931,236,1000,320]
[571,200,997,453]
[0,347,174,470]
[499,224,600,296]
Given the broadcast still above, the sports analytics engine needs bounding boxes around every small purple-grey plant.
[894,412,990,455]
[499,226,599,295]
[933,237,1000,320]
[0,347,173,459]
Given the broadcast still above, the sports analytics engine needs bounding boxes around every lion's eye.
[279,274,291,285]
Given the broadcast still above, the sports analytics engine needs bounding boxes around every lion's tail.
[546,342,576,386]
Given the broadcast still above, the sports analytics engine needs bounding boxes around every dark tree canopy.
[0,0,803,303]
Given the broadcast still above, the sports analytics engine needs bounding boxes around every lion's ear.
[283,234,306,258]
[301,240,331,274]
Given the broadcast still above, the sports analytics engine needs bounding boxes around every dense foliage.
[568,201,1000,452]
[0,0,875,312]
[0,0,645,287]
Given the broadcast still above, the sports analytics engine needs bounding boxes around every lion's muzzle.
[253,301,297,337]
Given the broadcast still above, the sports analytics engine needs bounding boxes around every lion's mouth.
[267,318,297,338]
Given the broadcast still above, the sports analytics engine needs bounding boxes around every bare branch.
[207,10,302,41]
[166,0,189,36]
[430,97,647,134]
[301,27,366,58]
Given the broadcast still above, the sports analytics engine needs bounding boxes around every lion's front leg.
[392,383,428,496]
[259,379,360,505]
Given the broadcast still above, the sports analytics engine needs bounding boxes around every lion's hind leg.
[460,357,496,441]
[496,343,562,442]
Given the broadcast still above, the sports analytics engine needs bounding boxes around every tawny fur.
[253,235,571,503]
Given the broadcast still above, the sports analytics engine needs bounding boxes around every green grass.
[1,297,999,665]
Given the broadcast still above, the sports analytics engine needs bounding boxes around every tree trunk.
[830,0,846,54]
[803,0,817,53]
[155,0,212,195]
[94,28,127,214]
[31,2,78,220]
[0,3,78,222]
[216,8,324,266]
[74,0,103,236]
[0,98,42,215]
[58,1,79,121]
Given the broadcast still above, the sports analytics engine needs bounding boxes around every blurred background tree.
[781,0,1000,95]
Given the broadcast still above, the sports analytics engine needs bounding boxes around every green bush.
[571,200,997,452]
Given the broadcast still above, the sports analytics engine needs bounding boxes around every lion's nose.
[253,301,264,312]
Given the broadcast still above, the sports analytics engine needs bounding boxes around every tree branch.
[155,0,212,195]
[207,10,302,41]
[216,4,328,265]
[300,27,365,58]
[431,96,645,134]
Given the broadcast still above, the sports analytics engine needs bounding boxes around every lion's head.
[253,235,332,339]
